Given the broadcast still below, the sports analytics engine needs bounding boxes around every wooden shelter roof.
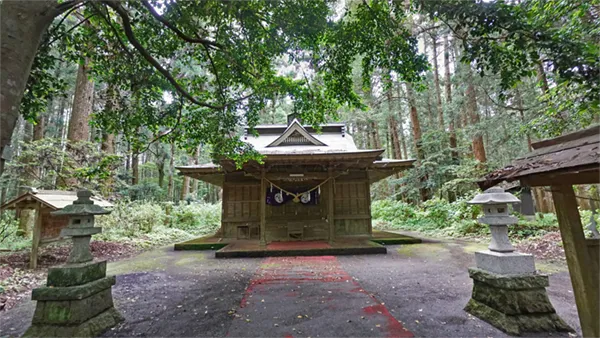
[1,190,113,211]
[479,125,600,189]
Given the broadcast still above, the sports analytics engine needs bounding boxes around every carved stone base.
[24,267,122,337]
[465,268,572,336]
[23,307,123,337]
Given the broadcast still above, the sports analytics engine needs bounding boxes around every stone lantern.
[469,187,520,253]
[464,187,571,335]
[56,190,109,264]
[24,190,122,337]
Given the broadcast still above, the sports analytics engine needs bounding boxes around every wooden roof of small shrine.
[479,125,600,189]
[1,190,113,211]
[178,119,415,186]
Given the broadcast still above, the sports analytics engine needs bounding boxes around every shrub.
[0,212,30,251]
[122,182,166,202]
[170,202,221,233]
[95,200,222,245]
[96,201,166,240]
[372,200,416,221]
[369,190,593,240]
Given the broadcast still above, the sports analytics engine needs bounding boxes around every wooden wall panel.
[222,182,261,239]
[40,208,69,240]
[335,219,369,236]
[334,177,371,236]
[221,170,372,240]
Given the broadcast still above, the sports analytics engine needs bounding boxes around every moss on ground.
[370,230,422,245]
[174,256,206,266]
[535,261,567,274]
[397,242,448,257]
[460,242,488,254]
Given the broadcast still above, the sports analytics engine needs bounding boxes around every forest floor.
[0,235,188,312]
[0,231,580,338]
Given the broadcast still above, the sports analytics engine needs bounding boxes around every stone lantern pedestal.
[24,190,122,337]
[465,188,571,336]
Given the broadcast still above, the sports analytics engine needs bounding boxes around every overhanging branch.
[102,0,223,110]
[140,0,223,50]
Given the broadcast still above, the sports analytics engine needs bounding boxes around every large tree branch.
[140,0,223,50]
[46,13,95,47]
[47,1,86,39]
[89,2,134,58]
[54,0,86,16]
[202,44,227,103]
[103,1,223,110]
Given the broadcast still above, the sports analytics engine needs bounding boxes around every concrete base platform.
[175,231,422,257]
[215,240,387,258]
[475,250,536,275]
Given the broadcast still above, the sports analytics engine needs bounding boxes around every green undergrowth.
[0,213,31,251]
[95,201,221,249]
[372,194,597,240]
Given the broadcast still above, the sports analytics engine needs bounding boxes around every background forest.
[0,0,598,251]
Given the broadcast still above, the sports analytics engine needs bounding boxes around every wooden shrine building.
[479,125,599,337]
[1,190,112,268]
[178,116,414,244]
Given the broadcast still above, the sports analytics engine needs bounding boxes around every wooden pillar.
[29,203,42,269]
[328,168,335,244]
[366,180,372,236]
[551,185,599,337]
[260,170,267,246]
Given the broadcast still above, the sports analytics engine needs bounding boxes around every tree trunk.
[370,120,381,149]
[515,88,533,151]
[405,83,423,160]
[167,142,175,201]
[445,34,458,162]
[190,145,201,197]
[388,115,402,159]
[432,33,444,131]
[180,175,189,201]
[465,73,487,164]
[396,84,408,159]
[0,1,62,175]
[157,162,165,189]
[67,60,94,142]
[422,37,435,129]
[101,133,115,153]
[132,152,139,185]
[405,82,428,201]
[33,115,45,141]
[536,59,550,94]
[55,94,68,140]
[386,82,402,159]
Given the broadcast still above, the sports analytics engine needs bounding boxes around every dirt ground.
[0,235,580,338]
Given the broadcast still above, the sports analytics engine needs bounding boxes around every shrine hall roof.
[176,119,416,185]
[244,120,358,154]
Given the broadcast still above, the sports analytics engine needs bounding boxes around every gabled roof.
[479,125,600,189]
[245,121,357,154]
[1,190,113,211]
[178,118,417,184]
[266,119,326,147]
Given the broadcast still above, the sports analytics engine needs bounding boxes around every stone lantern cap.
[467,187,521,205]
[51,190,111,216]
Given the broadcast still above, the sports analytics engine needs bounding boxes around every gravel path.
[0,237,580,337]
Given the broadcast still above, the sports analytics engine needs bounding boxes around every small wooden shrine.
[0,190,112,268]
[178,116,414,244]
[479,125,599,337]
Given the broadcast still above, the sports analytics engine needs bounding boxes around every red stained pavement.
[228,256,413,338]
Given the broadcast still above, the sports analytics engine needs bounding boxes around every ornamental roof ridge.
[265,118,327,147]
